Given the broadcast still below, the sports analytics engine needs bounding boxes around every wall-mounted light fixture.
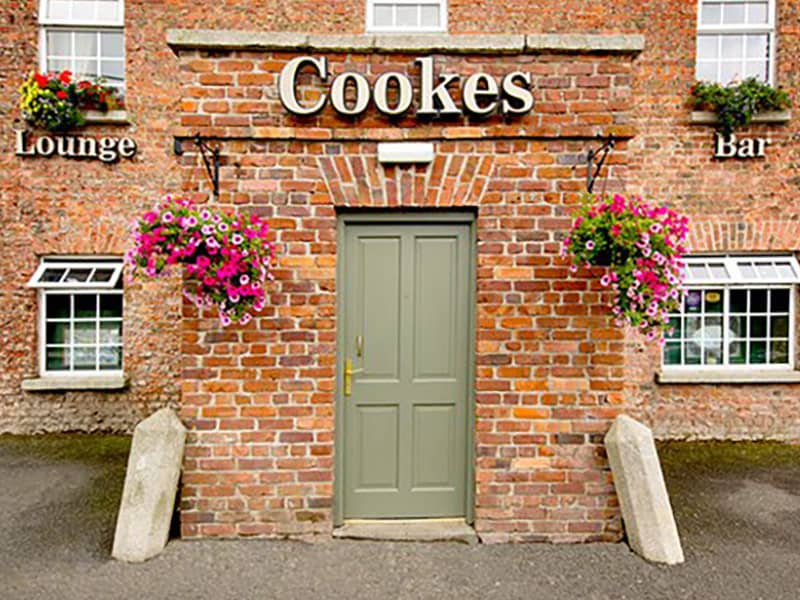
[377,142,435,165]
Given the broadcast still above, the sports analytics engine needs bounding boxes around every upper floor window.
[38,0,125,92]
[366,0,446,32]
[696,0,775,84]
[28,257,124,376]
[663,255,799,370]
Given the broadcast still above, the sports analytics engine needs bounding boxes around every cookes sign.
[279,56,535,118]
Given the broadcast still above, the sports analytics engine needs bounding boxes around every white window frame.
[696,0,776,84]
[663,254,798,373]
[366,0,447,33]
[29,257,124,378]
[38,0,125,91]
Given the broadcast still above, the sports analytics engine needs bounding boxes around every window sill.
[689,110,791,126]
[657,369,800,385]
[84,110,130,125]
[22,375,129,392]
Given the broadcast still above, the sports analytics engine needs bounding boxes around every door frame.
[333,210,477,527]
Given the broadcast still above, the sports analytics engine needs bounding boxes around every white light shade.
[377,142,435,164]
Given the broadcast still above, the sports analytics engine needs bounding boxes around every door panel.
[342,222,470,519]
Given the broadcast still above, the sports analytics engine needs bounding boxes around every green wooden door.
[341,222,470,519]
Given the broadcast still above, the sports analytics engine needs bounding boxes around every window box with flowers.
[18,70,126,132]
[689,78,791,134]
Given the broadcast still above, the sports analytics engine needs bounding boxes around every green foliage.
[690,78,791,135]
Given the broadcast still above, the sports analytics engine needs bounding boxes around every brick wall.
[0,0,798,539]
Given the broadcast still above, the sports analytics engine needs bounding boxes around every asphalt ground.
[0,435,798,600]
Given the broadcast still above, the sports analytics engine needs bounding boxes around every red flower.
[78,80,92,89]
[34,73,48,88]
[56,90,67,99]
[59,70,72,84]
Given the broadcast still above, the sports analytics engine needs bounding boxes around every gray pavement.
[1,436,798,600]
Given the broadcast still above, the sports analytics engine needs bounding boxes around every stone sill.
[657,369,800,385]
[167,29,645,55]
[84,110,130,125]
[689,110,791,125]
[22,375,129,392]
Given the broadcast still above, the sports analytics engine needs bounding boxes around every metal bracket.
[586,134,615,193]
[174,135,220,198]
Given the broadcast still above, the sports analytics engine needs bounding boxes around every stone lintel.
[167,29,645,55]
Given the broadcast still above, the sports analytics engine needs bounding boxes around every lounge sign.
[15,129,137,163]
[279,56,534,118]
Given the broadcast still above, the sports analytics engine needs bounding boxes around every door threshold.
[333,519,478,544]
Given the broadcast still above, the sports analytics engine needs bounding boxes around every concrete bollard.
[605,415,685,565]
[112,408,186,563]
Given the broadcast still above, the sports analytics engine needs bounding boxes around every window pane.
[64,268,92,283]
[704,340,723,365]
[664,342,682,365]
[667,317,682,339]
[100,60,124,82]
[685,341,702,365]
[720,61,741,84]
[746,35,768,59]
[770,340,789,364]
[770,289,790,312]
[750,316,767,337]
[705,290,723,313]
[73,321,97,344]
[697,36,718,60]
[46,0,70,20]
[750,289,767,312]
[101,31,124,56]
[374,4,393,27]
[686,316,702,336]
[709,264,728,279]
[749,340,767,363]
[721,36,743,58]
[47,31,71,56]
[396,4,418,27]
[41,268,66,283]
[100,321,122,344]
[99,346,122,369]
[75,294,97,318]
[730,315,748,337]
[75,32,97,56]
[72,1,97,21]
[91,268,115,282]
[100,294,122,317]
[73,347,97,370]
[47,58,71,73]
[420,4,440,27]
[730,289,748,312]
[739,263,756,278]
[46,321,71,345]
[722,2,746,24]
[696,61,718,82]
[686,290,703,313]
[775,263,795,280]
[688,265,707,281]
[704,316,723,332]
[96,0,120,22]
[743,60,767,80]
[701,3,722,25]
[771,316,789,338]
[46,294,70,319]
[74,58,98,77]
[748,2,768,24]
[756,263,777,279]
[729,341,746,364]
[46,347,70,371]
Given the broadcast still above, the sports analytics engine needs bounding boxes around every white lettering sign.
[279,55,535,119]
[15,130,137,163]
[714,133,770,159]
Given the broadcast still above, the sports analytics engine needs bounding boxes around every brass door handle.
[344,358,364,397]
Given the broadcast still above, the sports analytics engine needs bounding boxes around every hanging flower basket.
[127,196,274,326]
[562,193,689,342]
[18,70,124,132]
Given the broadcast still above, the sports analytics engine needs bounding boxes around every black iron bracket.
[174,135,220,198]
[586,134,615,193]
